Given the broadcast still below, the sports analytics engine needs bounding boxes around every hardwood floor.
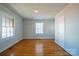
[0,39,71,56]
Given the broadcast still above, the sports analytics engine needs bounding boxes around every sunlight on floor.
[35,43,44,56]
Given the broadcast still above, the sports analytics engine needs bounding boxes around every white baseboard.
[0,39,23,53]
[23,37,53,39]
[55,40,78,56]
[63,48,77,56]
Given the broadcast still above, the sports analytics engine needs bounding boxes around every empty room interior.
[0,3,79,56]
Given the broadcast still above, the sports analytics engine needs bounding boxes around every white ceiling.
[8,3,68,20]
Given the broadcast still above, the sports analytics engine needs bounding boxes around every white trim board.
[23,37,54,39]
[0,39,22,53]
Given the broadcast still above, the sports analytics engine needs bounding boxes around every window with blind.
[2,16,14,38]
[35,23,43,34]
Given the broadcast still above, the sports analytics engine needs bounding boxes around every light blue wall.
[64,4,79,56]
[55,4,79,56]
[55,9,64,48]
[0,4,23,53]
[23,20,55,39]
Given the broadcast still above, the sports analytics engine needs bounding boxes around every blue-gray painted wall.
[0,4,23,53]
[55,4,79,56]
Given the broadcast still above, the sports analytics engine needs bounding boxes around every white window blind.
[35,23,43,34]
[2,16,14,38]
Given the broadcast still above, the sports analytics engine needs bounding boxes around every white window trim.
[35,22,43,34]
[2,15,15,39]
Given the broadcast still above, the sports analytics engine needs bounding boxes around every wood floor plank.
[0,39,71,56]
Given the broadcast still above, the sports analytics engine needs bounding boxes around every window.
[2,16,14,38]
[35,23,43,34]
